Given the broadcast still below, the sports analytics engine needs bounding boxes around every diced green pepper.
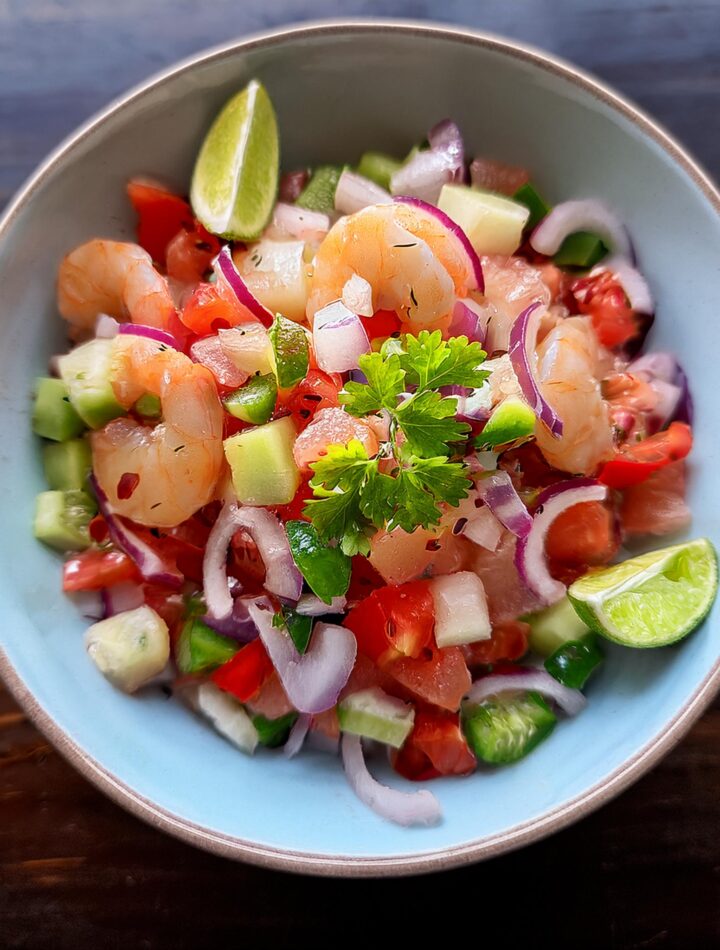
[134,393,162,419]
[251,711,299,748]
[462,691,556,765]
[513,182,551,231]
[285,520,352,604]
[223,373,278,425]
[296,165,345,213]
[356,151,402,190]
[42,437,92,491]
[269,314,309,389]
[176,617,239,675]
[33,489,97,551]
[545,633,604,689]
[32,377,86,442]
[553,232,608,268]
[476,396,536,448]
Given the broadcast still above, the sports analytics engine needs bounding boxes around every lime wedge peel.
[190,79,279,241]
[567,538,718,648]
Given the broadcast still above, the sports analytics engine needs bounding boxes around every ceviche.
[31,80,716,826]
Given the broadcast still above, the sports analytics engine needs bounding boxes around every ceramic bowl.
[1,21,719,877]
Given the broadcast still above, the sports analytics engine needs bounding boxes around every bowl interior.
[1,24,719,873]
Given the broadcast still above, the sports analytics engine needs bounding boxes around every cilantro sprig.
[303,331,488,555]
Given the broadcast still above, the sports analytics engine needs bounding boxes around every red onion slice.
[248,604,357,714]
[284,713,311,759]
[118,323,178,348]
[590,255,653,314]
[213,246,274,328]
[201,594,271,643]
[95,313,120,339]
[341,734,442,826]
[101,581,145,618]
[203,504,303,620]
[465,668,586,716]
[508,301,563,437]
[342,274,374,317]
[448,299,487,344]
[475,471,532,538]
[272,202,330,240]
[515,479,608,605]
[313,301,371,373]
[628,352,694,426]
[393,196,484,293]
[296,593,348,616]
[90,474,183,589]
[334,170,392,214]
[530,199,632,260]
[390,119,465,205]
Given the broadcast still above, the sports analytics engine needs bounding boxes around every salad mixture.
[32,80,717,826]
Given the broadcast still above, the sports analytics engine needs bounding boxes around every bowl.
[1,20,719,877]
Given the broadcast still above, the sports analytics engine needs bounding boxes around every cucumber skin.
[32,377,86,442]
[462,691,556,765]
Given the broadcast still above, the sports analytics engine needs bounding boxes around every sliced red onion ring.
[202,594,272,643]
[248,604,356,714]
[342,273,374,317]
[101,581,145,619]
[628,352,677,383]
[296,593,348,616]
[475,471,532,538]
[213,245,274,328]
[313,301,371,373]
[118,323,178,348]
[393,195,484,293]
[509,301,563,437]
[341,734,442,827]
[628,352,694,426]
[390,119,465,206]
[203,504,303,620]
[465,668,586,716]
[448,299,487,344]
[530,199,632,260]
[515,479,607,605]
[95,313,120,339]
[591,255,653,314]
[334,169,392,214]
[284,713,311,759]
[69,590,104,621]
[272,202,330,240]
[90,474,183,589]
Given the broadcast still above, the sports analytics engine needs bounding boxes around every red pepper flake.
[117,472,140,500]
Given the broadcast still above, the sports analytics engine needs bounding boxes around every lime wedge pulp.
[567,538,718,648]
[190,79,279,241]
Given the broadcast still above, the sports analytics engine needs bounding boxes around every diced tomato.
[500,442,564,491]
[228,530,267,594]
[271,475,315,522]
[359,309,401,341]
[180,281,251,335]
[88,515,109,545]
[63,549,140,592]
[572,270,640,350]
[462,620,530,667]
[245,670,295,719]
[392,710,476,781]
[279,169,310,203]
[545,500,620,585]
[211,639,274,702]
[344,580,435,666]
[165,224,221,284]
[598,422,693,489]
[386,646,472,712]
[142,584,186,631]
[126,180,194,265]
[620,460,691,538]
[346,556,386,607]
[282,369,343,431]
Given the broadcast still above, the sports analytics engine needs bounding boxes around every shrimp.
[481,255,552,353]
[534,316,614,475]
[91,336,224,527]
[307,202,474,327]
[57,240,176,334]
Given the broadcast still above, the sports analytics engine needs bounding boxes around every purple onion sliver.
[448,299,486,344]
[118,323,178,348]
[427,119,465,184]
[508,301,563,438]
[284,714,311,759]
[475,471,533,539]
[213,246,274,328]
[465,668,586,716]
[202,595,272,643]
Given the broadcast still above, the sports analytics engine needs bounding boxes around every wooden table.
[2,3,719,947]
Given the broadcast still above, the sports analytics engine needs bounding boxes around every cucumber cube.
[32,377,85,442]
[42,438,92,491]
[58,338,126,429]
[525,596,590,657]
[33,489,96,551]
[438,183,530,256]
[296,165,345,213]
[357,151,402,190]
[224,415,300,506]
[338,687,415,748]
[85,605,170,693]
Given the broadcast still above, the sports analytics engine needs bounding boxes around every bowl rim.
[2,17,720,878]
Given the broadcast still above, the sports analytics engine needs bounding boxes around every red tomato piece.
[572,270,639,350]
[126,180,194,265]
[359,309,401,341]
[282,369,343,430]
[180,282,251,335]
[598,422,693,489]
[386,646,472,712]
[346,556,386,607]
[211,639,274,702]
[462,620,530,668]
[165,224,221,284]
[63,549,139,592]
[545,500,620,581]
[143,585,186,631]
[392,710,476,781]
[620,460,691,538]
[344,580,435,666]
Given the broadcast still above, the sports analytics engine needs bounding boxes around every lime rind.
[190,79,279,241]
[567,538,718,648]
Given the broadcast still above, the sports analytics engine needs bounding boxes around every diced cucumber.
[431,572,492,647]
[553,232,607,268]
[224,415,301,505]
[85,605,170,693]
[525,596,590,656]
[438,184,530,256]
[252,711,299,748]
[223,373,278,425]
[512,181,551,231]
[285,520,352,604]
[477,396,536,448]
[545,633,604,689]
[176,616,239,674]
[356,151,402,190]
[42,438,92,491]
[32,377,85,442]
[269,313,309,389]
[338,687,415,749]
[33,489,96,551]
[462,691,556,765]
[195,682,259,754]
[58,338,126,429]
[134,393,162,419]
[296,165,345,213]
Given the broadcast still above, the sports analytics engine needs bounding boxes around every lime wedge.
[190,79,279,240]
[568,538,718,648]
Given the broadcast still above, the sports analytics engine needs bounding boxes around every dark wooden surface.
[2,2,720,947]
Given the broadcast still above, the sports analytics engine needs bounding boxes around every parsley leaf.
[401,330,489,391]
[395,390,470,456]
[339,352,404,417]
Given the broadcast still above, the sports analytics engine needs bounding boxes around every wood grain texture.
[1,2,720,947]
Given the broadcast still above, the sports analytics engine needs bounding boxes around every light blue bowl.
[1,21,719,876]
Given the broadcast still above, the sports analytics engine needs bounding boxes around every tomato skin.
[359,309,401,341]
[63,550,140,592]
[126,181,194,265]
[211,639,274,702]
[392,710,476,781]
[463,620,530,667]
[346,556,386,607]
[282,369,343,431]
[344,581,435,666]
[545,501,620,580]
[386,646,471,712]
[572,270,639,349]
[598,422,693,489]
[180,282,252,335]
[165,225,221,284]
